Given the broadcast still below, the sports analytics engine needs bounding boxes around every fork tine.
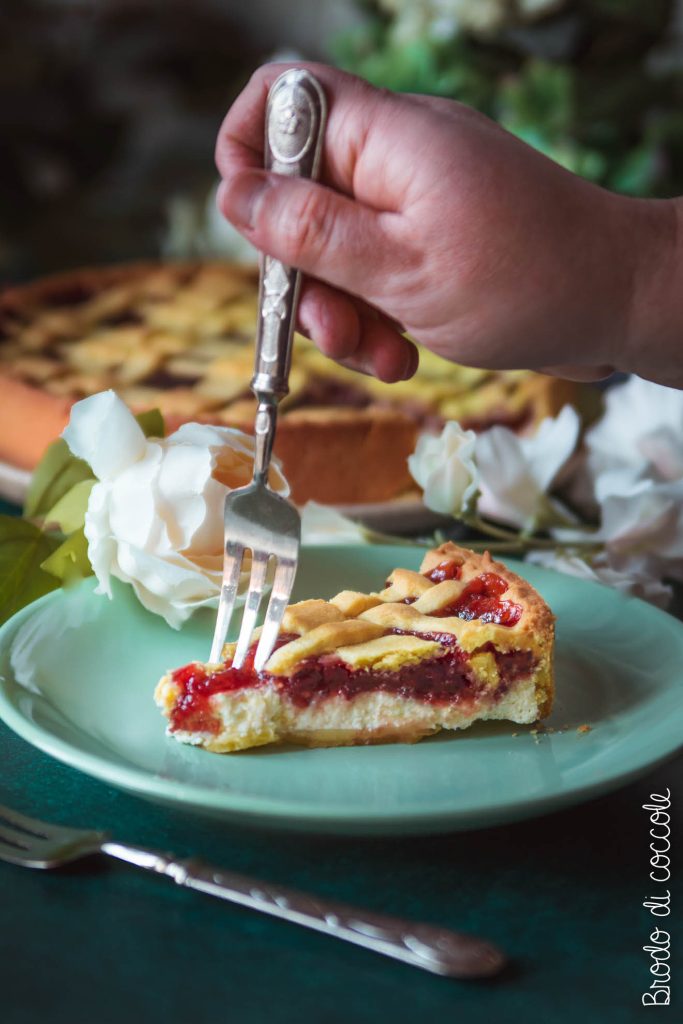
[209,540,245,664]
[0,831,35,867]
[253,555,297,673]
[0,824,30,850]
[0,802,53,838]
[232,549,271,669]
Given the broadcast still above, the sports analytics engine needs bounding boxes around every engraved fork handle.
[103,842,506,980]
[251,68,327,484]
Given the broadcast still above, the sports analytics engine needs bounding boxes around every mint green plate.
[0,545,681,835]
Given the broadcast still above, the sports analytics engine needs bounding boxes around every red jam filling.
[400,558,463,604]
[168,629,534,733]
[169,633,296,734]
[424,559,462,584]
[434,572,522,626]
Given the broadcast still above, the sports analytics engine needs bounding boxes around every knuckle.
[373,85,395,106]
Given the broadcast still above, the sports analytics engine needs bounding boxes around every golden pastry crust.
[0,261,577,504]
[156,543,556,751]
[420,542,555,717]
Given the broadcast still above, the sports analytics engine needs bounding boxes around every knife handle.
[103,842,506,980]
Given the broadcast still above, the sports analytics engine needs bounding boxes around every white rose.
[584,376,683,567]
[586,376,683,483]
[594,475,683,563]
[475,405,580,530]
[408,421,479,516]
[62,390,288,628]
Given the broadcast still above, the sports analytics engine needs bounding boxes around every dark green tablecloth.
[1,499,681,1023]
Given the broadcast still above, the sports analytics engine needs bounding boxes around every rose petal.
[83,481,116,598]
[476,407,579,529]
[107,447,165,550]
[476,428,538,528]
[154,442,217,551]
[113,543,220,628]
[521,406,580,494]
[597,478,683,558]
[172,421,289,495]
[408,422,478,516]
[62,390,147,481]
[587,376,683,480]
[300,502,369,545]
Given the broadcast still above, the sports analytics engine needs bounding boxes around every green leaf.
[42,479,96,534]
[0,516,61,625]
[136,408,165,439]
[24,439,95,518]
[41,527,93,586]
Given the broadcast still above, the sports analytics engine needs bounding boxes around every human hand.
[216,63,681,387]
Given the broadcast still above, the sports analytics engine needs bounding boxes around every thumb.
[217,170,399,299]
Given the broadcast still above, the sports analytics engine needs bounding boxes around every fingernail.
[222,170,270,230]
[401,344,419,380]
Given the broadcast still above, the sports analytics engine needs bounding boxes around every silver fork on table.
[209,68,328,671]
[0,801,506,979]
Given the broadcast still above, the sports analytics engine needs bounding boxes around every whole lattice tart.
[0,262,576,505]
[155,543,555,752]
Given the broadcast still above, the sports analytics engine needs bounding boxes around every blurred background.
[1,0,683,282]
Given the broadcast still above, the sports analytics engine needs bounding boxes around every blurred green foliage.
[333,0,683,197]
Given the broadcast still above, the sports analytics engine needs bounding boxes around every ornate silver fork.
[0,801,505,979]
[209,69,327,671]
